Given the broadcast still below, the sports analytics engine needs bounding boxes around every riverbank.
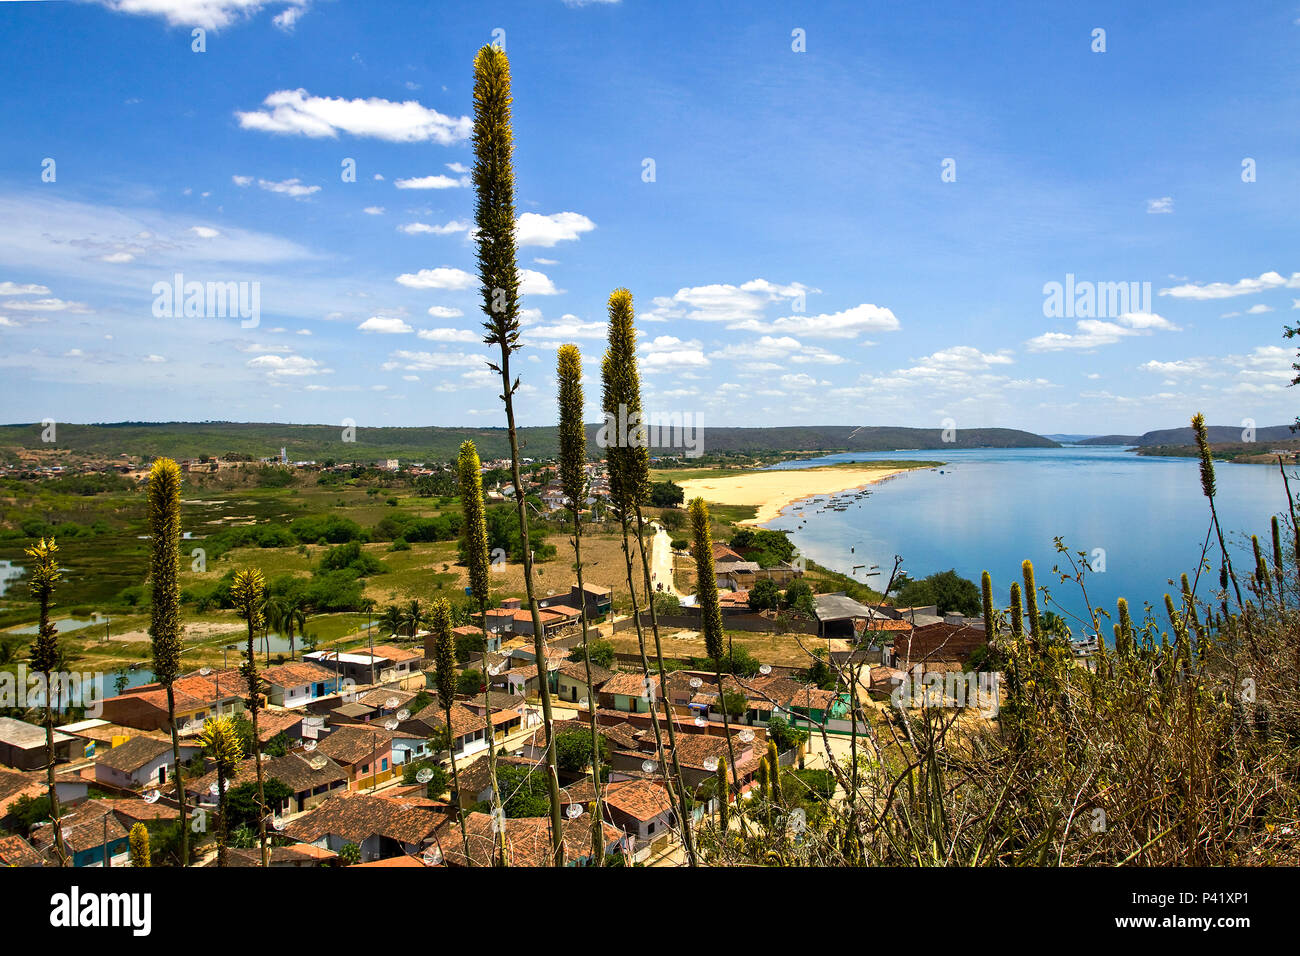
[677,460,940,526]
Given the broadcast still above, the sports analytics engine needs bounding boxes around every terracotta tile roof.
[0,768,45,814]
[432,812,623,867]
[187,749,349,797]
[368,644,424,664]
[555,661,614,686]
[0,834,45,867]
[31,804,129,854]
[255,710,305,741]
[602,779,673,822]
[83,797,180,824]
[285,791,444,846]
[316,725,397,765]
[409,701,485,741]
[95,734,173,774]
[261,660,340,688]
[599,671,658,698]
[358,688,417,708]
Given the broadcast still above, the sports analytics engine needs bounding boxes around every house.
[597,672,660,715]
[207,844,337,867]
[460,693,537,743]
[433,810,630,867]
[598,779,676,860]
[554,660,614,705]
[188,750,350,813]
[400,702,490,761]
[0,833,44,867]
[261,660,343,708]
[893,621,989,670]
[365,644,425,682]
[0,768,46,825]
[812,592,876,639]
[316,725,402,790]
[30,801,131,867]
[96,668,245,733]
[538,582,612,620]
[93,734,175,790]
[0,717,76,771]
[285,791,445,863]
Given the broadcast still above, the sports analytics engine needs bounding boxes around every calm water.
[763,446,1294,633]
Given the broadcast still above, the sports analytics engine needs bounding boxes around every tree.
[226,778,294,832]
[378,604,404,638]
[24,537,68,867]
[457,668,483,695]
[129,822,150,867]
[766,715,808,753]
[720,689,748,718]
[403,758,449,798]
[555,727,607,775]
[749,578,781,610]
[430,597,470,859]
[474,43,564,866]
[231,568,270,866]
[604,290,698,866]
[894,569,981,616]
[265,593,307,662]
[570,637,615,669]
[496,763,553,818]
[199,715,244,868]
[338,842,361,866]
[147,458,188,864]
[649,480,685,508]
[783,579,813,612]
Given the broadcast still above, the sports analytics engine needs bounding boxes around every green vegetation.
[890,569,982,616]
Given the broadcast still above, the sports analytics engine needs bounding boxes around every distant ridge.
[1078,425,1293,447]
[0,421,1058,463]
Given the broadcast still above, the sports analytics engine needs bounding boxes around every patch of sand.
[677,465,918,525]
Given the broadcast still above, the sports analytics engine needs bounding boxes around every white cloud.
[1246,303,1274,314]
[399,219,470,236]
[417,327,480,343]
[427,305,463,318]
[520,269,561,296]
[1146,196,1174,214]
[1160,270,1300,300]
[516,211,596,247]
[247,353,328,376]
[1025,312,1179,351]
[272,2,308,30]
[190,226,220,238]
[95,0,308,30]
[5,297,92,313]
[755,302,900,339]
[237,89,471,144]
[358,316,413,334]
[395,267,476,290]
[382,349,484,372]
[231,175,253,187]
[142,354,167,363]
[363,206,385,215]
[394,174,468,190]
[0,282,51,296]
[646,278,812,324]
[257,177,320,198]
[525,315,606,340]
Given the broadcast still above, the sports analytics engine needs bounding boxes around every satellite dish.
[303,740,318,752]
[703,757,719,772]
[199,667,213,676]
[143,789,160,804]
[488,664,503,676]
[208,782,220,796]
[396,708,411,721]
[271,815,286,831]
[578,697,589,709]
[308,755,328,770]
[421,846,443,867]
[491,808,506,834]
[693,717,707,727]
[566,803,583,820]
[759,664,772,675]
[383,718,399,731]
[385,697,400,709]
[689,677,702,689]
[416,768,434,784]
[641,759,657,773]
[739,729,755,744]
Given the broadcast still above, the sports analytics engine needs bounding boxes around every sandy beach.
[677,465,922,525]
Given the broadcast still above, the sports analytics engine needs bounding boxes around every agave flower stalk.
[689,498,742,795]
[231,568,270,866]
[456,440,507,866]
[980,570,998,639]
[146,458,189,864]
[431,598,472,861]
[25,538,68,867]
[1192,413,1244,610]
[1021,559,1042,654]
[1271,516,1286,595]
[556,345,606,863]
[472,42,565,865]
[602,288,698,865]
[199,715,244,868]
[128,822,150,867]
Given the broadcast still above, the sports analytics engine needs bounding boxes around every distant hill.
[1043,434,1103,443]
[1078,424,1294,447]
[0,421,1057,464]
[1076,434,1144,446]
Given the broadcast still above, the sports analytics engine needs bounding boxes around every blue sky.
[1,0,1298,435]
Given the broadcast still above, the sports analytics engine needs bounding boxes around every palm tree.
[231,569,270,866]
[457,439,507,865]
[361,598,378,685]
[601,288,698,866]
[430,598,471,860]
[557,344,606,864]
[199,715,244,868]
[401,599,424,642]
[146,458,188,863]
[379,604,404,640]
[24,537,68,867]
[267,594,307,662]
[472,42,564,865]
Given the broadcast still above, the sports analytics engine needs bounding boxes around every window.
[361,764,370,774]
[381,758,388,771]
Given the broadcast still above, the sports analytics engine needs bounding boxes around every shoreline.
[677,463,935,527]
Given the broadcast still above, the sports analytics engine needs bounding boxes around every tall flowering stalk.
[199,715,243,868]
[1192,413,1244,610]
[688,498,742,797]
[602,287,698,866]
[230,568,269,866]
[25,538,68,867]
[431,597,471,861]
[557,344,606,864]
[147,458,188,863]
[456,440,507,866]
[472,42,565,865]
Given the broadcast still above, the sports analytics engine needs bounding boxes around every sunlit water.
[763,446,1293,634]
